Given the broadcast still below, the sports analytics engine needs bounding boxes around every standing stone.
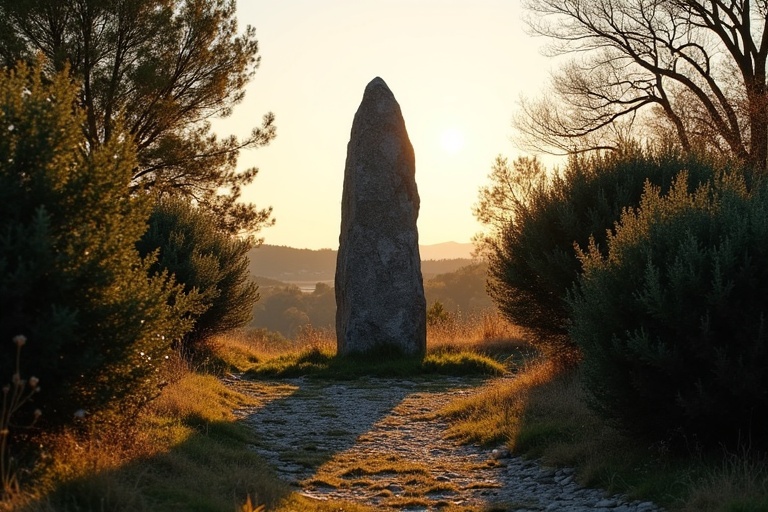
[335,77,426,356]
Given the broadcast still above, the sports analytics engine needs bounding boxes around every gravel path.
[230,375,663,512]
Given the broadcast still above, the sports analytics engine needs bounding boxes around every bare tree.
[519,0,768,171]
[472,155,547,256]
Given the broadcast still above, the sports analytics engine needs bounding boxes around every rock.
[335,77,426,356]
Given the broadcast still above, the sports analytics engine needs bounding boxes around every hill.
[248,243,475,283]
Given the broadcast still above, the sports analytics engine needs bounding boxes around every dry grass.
[441,359,558,446]
[211,326,335,374]
[682,449,768,512]
[215,311,530,376]
[442,354,768,511]
[427,310,530,353]
[7,366,291,512]
[18,312,765,511]
[2,312,527,511]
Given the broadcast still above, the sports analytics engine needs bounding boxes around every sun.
[439,127,466,154]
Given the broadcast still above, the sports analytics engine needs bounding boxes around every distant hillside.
[248,244,475,282]
[249,261,493,338]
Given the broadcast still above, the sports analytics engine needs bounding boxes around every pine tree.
[0,0,275,234]
[0,62,194,426]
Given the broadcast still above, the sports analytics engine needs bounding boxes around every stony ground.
[230,375,663,512]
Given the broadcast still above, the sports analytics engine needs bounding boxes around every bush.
[569,171,768,450]
[0,62,193,427]
[137,198,260,354]
[487,144,722,361]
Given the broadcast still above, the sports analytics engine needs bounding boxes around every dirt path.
[230,375,662,512]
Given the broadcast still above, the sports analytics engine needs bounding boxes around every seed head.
[29,376,39,388]
[13,334,26,347]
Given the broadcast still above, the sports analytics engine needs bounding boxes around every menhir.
[335,77,426,356]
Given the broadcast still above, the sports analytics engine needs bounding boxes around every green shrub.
[137,198,260,354]
[569,171,768,450]
[487,144,722,361]
[0,62,194,426]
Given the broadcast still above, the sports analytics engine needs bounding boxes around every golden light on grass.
[440,359,559,447]
[12,312,767,511]
[427,311,532,362]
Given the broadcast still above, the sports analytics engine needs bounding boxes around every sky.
[213,0,557,250]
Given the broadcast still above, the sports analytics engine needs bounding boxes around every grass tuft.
[245,345,508,380]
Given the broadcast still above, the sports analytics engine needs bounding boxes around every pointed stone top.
[364,76,392,96]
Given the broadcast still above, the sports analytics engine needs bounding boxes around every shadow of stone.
[235,376,460,487]
[23,417,293,512]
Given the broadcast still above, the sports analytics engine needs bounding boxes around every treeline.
[250,263,492,338]
[247,244,473,282]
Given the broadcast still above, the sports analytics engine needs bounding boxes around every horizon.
[212,1,561,250]
[255,241,476,262]
[259,240,473,251]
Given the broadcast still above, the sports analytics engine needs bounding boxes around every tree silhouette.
[520,0,768,171]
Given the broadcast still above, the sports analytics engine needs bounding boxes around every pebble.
[231,376,664,511]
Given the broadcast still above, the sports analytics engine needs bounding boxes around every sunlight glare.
[439,127,466,154]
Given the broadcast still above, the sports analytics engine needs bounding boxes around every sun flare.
[439,127,466,154]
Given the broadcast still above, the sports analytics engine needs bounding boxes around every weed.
[1,336,41,500]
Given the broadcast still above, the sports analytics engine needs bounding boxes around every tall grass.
[5,357,290,512]
[229,312,528,379]
[442,354,768,510]
[15,312,762,511]
[3,311,525,511]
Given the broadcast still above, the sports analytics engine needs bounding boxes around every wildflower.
[7,124,14,132]
[33,409,42,418]
[28,376,39,388]
[13,334,26,347]
[73,409,87,419]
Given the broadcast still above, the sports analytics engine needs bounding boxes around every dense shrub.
[0,63,193,426]
[487,145,722,360]
[569,172,768,450]
[137,198,260,353]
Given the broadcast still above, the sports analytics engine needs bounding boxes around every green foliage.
[250,263,490,339]
[0,0,275,234]
[137,198,260,353]
[0,63,193,427]
[246,346,505,380]
[426,301,449,326]
[569,171,768,450]
[424,263,492,313]
[486,144,721,360]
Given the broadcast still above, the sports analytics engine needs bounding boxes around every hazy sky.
[214,1,556,249]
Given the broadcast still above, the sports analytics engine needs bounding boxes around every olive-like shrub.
[487,144,719,363]
[569,172,768,450]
